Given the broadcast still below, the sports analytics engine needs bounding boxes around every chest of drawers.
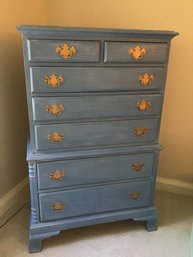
[17,26,178,253]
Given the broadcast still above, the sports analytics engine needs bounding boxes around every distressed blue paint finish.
[37,152,155,190]
[17,25,178,253]
[32,94,162,121]
[30,67,164,93]
[34,119,158,151]
[39,180,152,221]
[28,40,100,62]
[104,42,168,63]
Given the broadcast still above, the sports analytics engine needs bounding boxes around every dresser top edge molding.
[17,25,179,39]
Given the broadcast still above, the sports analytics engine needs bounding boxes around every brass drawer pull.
[44,74,64,88]
[51,202,66,211]
[136,100,151,112]
[129,192,142,200]
[128,46,147,60]
[47,131,65,144]
[138,73,154,86]
[49,170,66,181]
[56,43,77,60]
[131,163,144,171]
[46,103,64,116]
[134,128,147,137]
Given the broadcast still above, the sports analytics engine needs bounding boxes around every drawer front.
[104,42,168,63]
[28,40,100,62]
[30,67,164,93]
[34,119,158,151]
[32,94,162,122]
[39,180,152,221]
[37,153,155,190]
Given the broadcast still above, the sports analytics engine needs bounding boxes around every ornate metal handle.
[44,74,64,88]
[51,202,66,211]
[46,103,64,116]
[47,131,65,144]
[49,170,66,181]
[129,192,142,200]
[56,44,77,60]
[128,46,147,60]
[134,128,147,137]
[138,73,154,86]
[131,163,144,171]
[136,100,151,112]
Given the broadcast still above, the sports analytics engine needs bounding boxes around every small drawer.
[104,42,168,63]
[34,119,158,151]
[39,180,152,221]
[30,67,164,93]
[37,153,155,190]
[32,94,162,122]
[28,40,100,62]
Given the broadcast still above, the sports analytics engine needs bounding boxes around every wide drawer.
[37,152,155,190]
[30,67,164,93]
[32,94,162,122]
[39,180,152,221]
[28,40,100,62]
[34,119,158,151]
[104,42,168,63]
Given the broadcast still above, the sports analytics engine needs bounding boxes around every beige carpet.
[0,191,193,257]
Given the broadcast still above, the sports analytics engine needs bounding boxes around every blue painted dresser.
[17,26,178,253]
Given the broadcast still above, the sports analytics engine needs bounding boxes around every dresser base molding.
[29,230,60,253]
[29,206,157,253]
[134,215,157,231]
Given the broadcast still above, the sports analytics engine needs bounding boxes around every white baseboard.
[156,177,193,197]
[0,177,29,227]
[191,223,193,257]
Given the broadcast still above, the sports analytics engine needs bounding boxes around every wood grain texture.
[37,152,155,190]
[104,42,168,63]
[32,94,162,122]
[34,119,158,151]
[30,67,164,93]
[39,180,152,221]
[29,40,100,62]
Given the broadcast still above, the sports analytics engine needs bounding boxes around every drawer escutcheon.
[131,163,144,171]
[134,128,147,137]
[138,73,154,86]
[49,170,66,181]
[51,202,66,211]
[46,103,64,116]
[56,44,77,60]
[128,46,147,60]
[129,192,142,200]
[44,74,64,88]
[136,100,151,112]
[47,131,65,144]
